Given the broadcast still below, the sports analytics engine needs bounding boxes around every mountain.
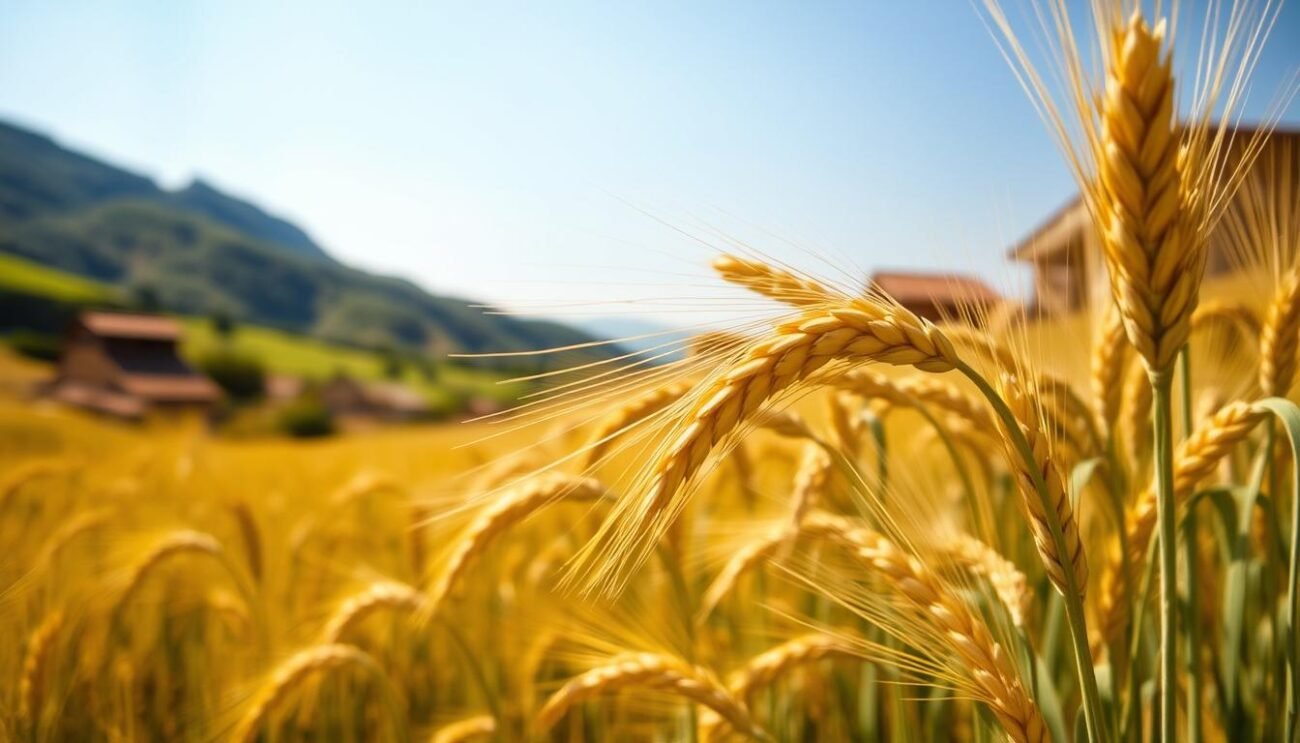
[0,119,613,362]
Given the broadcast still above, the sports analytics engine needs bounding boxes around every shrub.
[197,349,265,402]
[277,398,335,438]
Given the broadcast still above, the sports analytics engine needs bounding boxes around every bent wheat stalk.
[18,610,64,725]
[585,379,694,466]
[1261,264,1300,397]
[712,253,838,307]
[1099,400,1268,644]
[232,644,404,743]
[321,580,426,644]
[578,295,959,592]
[430,474,609,612]
[534,652,769,740]
[799,512,1048,743]
[431,714,496,743]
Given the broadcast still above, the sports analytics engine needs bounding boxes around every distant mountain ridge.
[0,119,611,361]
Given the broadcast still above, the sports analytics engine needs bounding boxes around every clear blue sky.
[1,1,1296,324]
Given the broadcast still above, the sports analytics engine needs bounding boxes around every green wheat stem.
[956,360,1107,743]
[1151,370,1177,743]
[1178,349,1201,743]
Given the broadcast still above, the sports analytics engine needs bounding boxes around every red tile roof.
[81,312,183,341]
[870,271,1002,305]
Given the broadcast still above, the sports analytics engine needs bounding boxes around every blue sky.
[1,1,1296,324]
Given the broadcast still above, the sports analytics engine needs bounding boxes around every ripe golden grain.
[1091,301,1128,439]
[799,512,1047,742]
[535,652,767,740]
[585,379,694,466]
[995,375,1087,598]
[321,580,426,644]
[712,253,837,307]
[114,530,224,616]
[18,609,64,724]
[429,474,609,611]
[1261,264,1300,397]
[1098,400,1268,643]
[947,535,1031,629]
[430,714,496,743]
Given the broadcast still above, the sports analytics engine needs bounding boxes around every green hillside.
[0,119,616,365]
[0,252,117,304]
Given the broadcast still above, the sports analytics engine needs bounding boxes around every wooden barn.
[320,375,431,422]
[49,312,221,419]
[869,271,1002,324]
[1010,127,1300,315]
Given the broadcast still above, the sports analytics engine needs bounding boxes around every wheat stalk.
[712,253,837,306]
[228,500,263,584]
[1261,264,1300,397]
[581,297,959,591]
[18,609,64,725]
[231,644,394,743]
[1097,13,1199,374]
[1192,298,1263,345]
[113,530,224,615]
[798,512,1047,742]
[585,379,694,466]
[947,535,1031,629]
[1091,301,1128,439]
[789,443,831,525]
[321,580,426,644]
[1098,400,1268,644]
[995,375,1087,598]
[697,525,795,624]
[534,652,768,740]
[431,715,496,743]
[430,474,609,611]
[697,633,860,740]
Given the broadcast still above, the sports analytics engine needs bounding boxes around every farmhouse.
[868,271,1002,324]
[49,312,220,419]
[1010,127,1300,315]
[320,375,431,421]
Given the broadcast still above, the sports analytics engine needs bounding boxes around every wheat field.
[2,2,1299,742]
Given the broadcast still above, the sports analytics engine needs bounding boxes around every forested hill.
[0,120,613,359]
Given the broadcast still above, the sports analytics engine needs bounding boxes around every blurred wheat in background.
[1,0,1299,741]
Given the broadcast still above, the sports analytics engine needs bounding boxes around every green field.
[0,252,118,303]
[180,318,526,408]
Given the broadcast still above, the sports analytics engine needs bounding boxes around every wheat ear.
[799,512,1047,743]
[589,298,958,588]
[1097,12,1199,373]
[228,500,263,584]
[1091,301,1128,439]
[697,525,795,624]
[947,536,1031,629]
[585,379,694,466]
[996,375,1087,598]
[535,652,767,740]
[789,443,831,525]
[321,580,426,644]
[712,253,836,306]
[834,369,993,430]
[429,474,608,611]
[1261,264,1300,397]
[430,714,496,743]
[114,530,224,615]
[1098,401,1268,644]
[232,644,392,743]
[1192,299,1263,345]
[1120,358,1153,474]
[18,610,64,724]
[697,633,860,740]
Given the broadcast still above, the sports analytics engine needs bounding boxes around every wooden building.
[320,375,431,422]
[1009,127,1300,315]
[49,312,221,419]
[869,271,1002,324]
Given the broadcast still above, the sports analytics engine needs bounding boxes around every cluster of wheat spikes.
[0,1,1295,742]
